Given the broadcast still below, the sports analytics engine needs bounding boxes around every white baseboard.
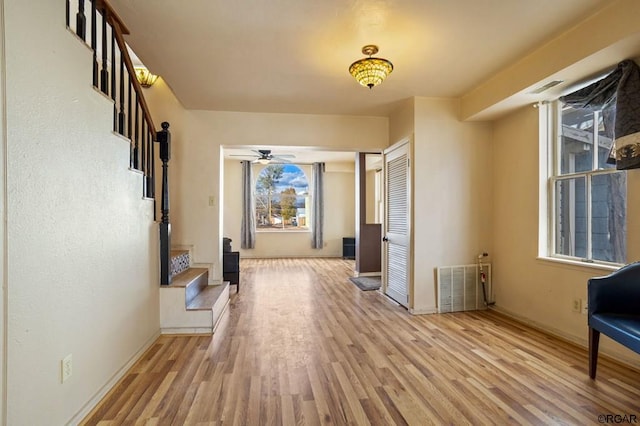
[490,305,584,345]
[68,330,160,425]
[490,305,640,370]
[354,271,381,277]
[239,254,343,259]
[160,326,213,335]
[409,307,438,315]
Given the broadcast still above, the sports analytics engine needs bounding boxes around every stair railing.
[66,0,172,285]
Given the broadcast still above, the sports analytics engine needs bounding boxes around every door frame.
[382,136,413,308]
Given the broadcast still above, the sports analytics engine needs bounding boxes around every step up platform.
[160,250,230,334]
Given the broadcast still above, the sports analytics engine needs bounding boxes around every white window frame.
[254,163,311,233]
[543,100,626,267]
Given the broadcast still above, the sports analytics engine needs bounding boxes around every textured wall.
[175,110,387,278]
[492,105,640,368]
[0,2,6,422]
[411,97,493,314]
[223,160,356,258]
[5,0,159,423]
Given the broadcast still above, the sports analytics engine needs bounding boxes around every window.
[255,164,309,231]
[549,101,626,264]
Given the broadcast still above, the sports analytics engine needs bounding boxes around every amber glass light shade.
[349,45,393,89]
[134,67,159,87]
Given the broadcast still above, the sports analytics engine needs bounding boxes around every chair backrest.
[588,262,640,316]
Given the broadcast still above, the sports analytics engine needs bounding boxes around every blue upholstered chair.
[588,262,640,379]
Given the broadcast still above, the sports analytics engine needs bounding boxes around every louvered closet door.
[383,140,411,306]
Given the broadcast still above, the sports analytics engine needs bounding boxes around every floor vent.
[436,264,491,313]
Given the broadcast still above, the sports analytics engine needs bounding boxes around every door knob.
[382,237,388,242]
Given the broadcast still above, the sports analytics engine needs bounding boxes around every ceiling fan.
[230,149,295,164]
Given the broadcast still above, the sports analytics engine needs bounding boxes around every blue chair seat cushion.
[590,313,640,353]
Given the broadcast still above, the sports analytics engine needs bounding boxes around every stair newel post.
[157,122,171,285]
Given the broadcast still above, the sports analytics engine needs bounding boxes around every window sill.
[536,256,621,273]
[256,229,311,234]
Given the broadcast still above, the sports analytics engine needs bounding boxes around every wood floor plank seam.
[81,258,640,425]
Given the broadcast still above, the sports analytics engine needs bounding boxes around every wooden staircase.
[64,1,230,334]
[159,250,229,334]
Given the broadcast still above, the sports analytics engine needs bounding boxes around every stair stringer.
[160,245,230,334]
[160,287,213,334]
[159,284,230,334]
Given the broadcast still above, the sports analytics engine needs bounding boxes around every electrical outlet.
[571,298,581,313]
[61,354,73,383]
[581,299,588,315]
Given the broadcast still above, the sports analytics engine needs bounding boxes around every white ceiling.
[111,0,608,117]
[111,0,613,163]
[223,147,360,164]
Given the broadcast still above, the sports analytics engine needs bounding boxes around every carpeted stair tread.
[187,283,229,311]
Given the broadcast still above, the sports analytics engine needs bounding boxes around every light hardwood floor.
[83,258,640,425]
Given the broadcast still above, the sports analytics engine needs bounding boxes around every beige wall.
[477,0,640,368]
[462,0,640,120]
[173,110,387,280]
[409,98,493,313]
[389,98,415,144]
[223,160,355,258]
[0,1,6,421]
[143,78,188,224]
[492,105,640,368]
[5,1,159,424]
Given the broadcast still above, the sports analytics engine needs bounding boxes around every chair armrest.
[588,262,640,316]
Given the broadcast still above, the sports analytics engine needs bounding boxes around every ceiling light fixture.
[257,158,271,165]
[134,67,159,88]
[349,45,393,89]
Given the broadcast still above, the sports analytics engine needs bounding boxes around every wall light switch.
[208,196,216,207]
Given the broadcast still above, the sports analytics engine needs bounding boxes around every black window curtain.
[560,59,640,170]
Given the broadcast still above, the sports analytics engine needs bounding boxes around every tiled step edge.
[170,249,190,277]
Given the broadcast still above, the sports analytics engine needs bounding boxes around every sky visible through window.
[256,164,309,230]
[275,164,308,195]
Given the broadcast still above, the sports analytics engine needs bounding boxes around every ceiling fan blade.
[229,154,258,158]
[273,154,295,158]
[271,156,292,163]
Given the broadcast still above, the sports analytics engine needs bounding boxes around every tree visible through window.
[255,164,309,231]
